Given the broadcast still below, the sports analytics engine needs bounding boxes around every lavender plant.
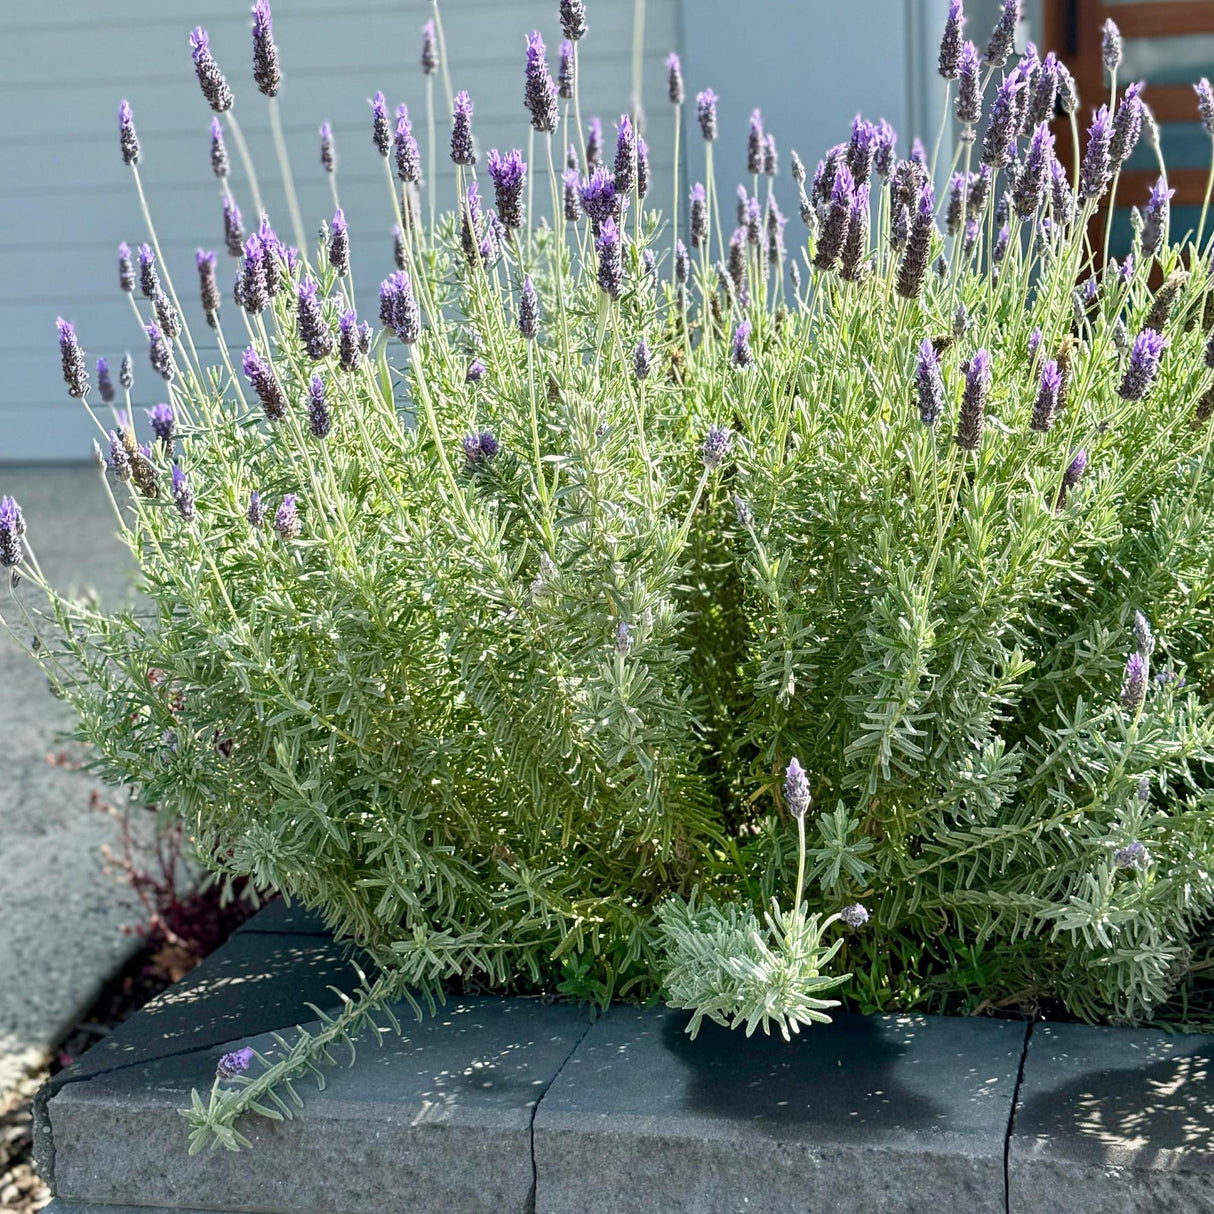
[11,0,1214,1152]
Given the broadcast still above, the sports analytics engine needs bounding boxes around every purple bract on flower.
[171,464,196,522]
[147,403,175,449]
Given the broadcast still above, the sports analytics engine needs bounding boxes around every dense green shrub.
[8,0,1214,1150]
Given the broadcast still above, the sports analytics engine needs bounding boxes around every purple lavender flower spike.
[783,757,811,817]
[1102,18,1122,75]
[190,27,233,112]
[297,278,333,360]
[841,903,870,928]
[747,109,765,176]
[916,338,944,427]
[242,346,285,420]
[767,198,788,265]
[732,321,753,370]
[421,19,438,76]
[1119,329,1166,400]
[118,100,140,167]
[240,234,268,313]
[57,318,88,399]
[559,39,575,100]
[451,90,475,166]
[171,464,196,522]
[1050,158,1076,227]
[1027,327,1042,362]
[727,228,747,301]
[1141,178,1174,259]
[144,324,175,382]
[688,181,708,247]
[0,497,23,569]
[1080,105,1113,200]
[560,0,587,40]
[596,218,624,299]
[251,0,280,98]
[118,243,135,294]
[586,115,603,166]
[1062,448,1087,491]
[210,117,230,179]
[463,430,500,465]
[274,494,300,540]
[1121,651,1147,712]
[946,172,967,235]
[814,163,854,272]
[667,53,684,106]
[1030,359,1061,433]
[108,432,131,482]
[703,424,734,467]
[1197,79,1214,136]
[370,91,390,157]
[524,31,559,134]
[1111,81,1144,168]
[152,289,178,340]
[257,216,284,297]
[637,137,650,198]
[614,114,636,196]
[308,374,331,439]
[895,182,935,299]
[488,148,526,232]
[847,116,878,185]
[674,240,690,286]
[1027,51,1058,126]
[378,271,421,344]
[196,250,220,325]
[327,209,349,276]
[247,491,265,528]
[579,166,618,227]
[147,403,174,448]
[633,338,652,381]
[138,244,160,301]
[873,120,896,178]
[956,41,981,125]
[466,359,487,384]
[223,196,244,258]
[338,310,362,373]
[955,348,991,451]
[984,0,1020,68]
[316,124,335,177]
[1013,122,1054,219]
[120,353,133,391]
[981,72,1026,168]
[96,358,115,404]
[563,167,582,221]
[518,276,539,339]
[696,89,718,142]
[939,0,965,79]
[1114,840,1152,871]
[395,104,421,183]
[840,183,870,281]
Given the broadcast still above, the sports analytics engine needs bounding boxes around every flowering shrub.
[8,0,1214,1150]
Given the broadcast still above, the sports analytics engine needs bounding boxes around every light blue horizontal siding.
[0,0,680,462]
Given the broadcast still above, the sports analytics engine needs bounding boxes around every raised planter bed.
[34,902,1214,1214]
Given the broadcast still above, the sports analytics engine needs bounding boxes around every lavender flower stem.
[1199,149,1214,254]
[222,112,265,222]
[267,97,307,255]
[427,74,438,241]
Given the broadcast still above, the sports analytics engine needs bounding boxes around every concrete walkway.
[0,466,149,1097]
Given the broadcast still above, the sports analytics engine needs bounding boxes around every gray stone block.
[533,1005,1027,1214]
[48,998,591,1214]
[1008,1021,1214,1213]
[233,897,332,936]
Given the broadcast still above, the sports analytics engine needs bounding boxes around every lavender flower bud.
[1114,840,1152,871]
[306,374,331,439]
[321,211,348,279]
[783,757,811,817]
[939,0,965,79]
[152,288,179,340]
[217,1047,254,1079]
[337,311,362,373]
[841,903,870,928]
[847,116,878,186]
[487,148,526,232]
[890,202,909,249]
[1118,328,1166,401]
[120,353,134,390]
[667,53,684,106]
[702,424,733,467]
[727,228,747,301]
[586,116,603,167]
[223,196,244,258]
[689,182,708,248]
[314,124,334,178]
[247,490,265,528]
[1030,359,1061,432]
[524,32,559,134]
[137,244,159,301]
[115,244,135,296]
[108,431,131,481]
[190,251,218,328]
[1137,776,1152,802]
[1121,651,1147,712]
[1055,63,1079,115]
[57,318,88,399]
[519,276,539,339]
[637,137,650,199]
[596,218,624,299]
[674,240,690,285]
[240,234,268,313]
[463,430,500,465]
[895,183,934,299]
[297,278,333,360]
[767,199,788,266]
[147,403,174,448]
[956,41,981,125]
[559,39,575,100]
[916,338,944,427]
[1145,268,1188,333]
[1062,447,1087,490]
[274,494,300,540]
[1133,610,1155,658]
[993,223,1010,265]
[1198,79,1214,136]
[1080,106,1113,200]
[242,346,286,420]
[451,90,475,166]
[560,0,587,41]
[392,104,421,183]
[984,0,1020,68]
[1140,179,1173,260]
[696,89,718,141]
[613,114,637,195]
[634,338,652,381]
[392,223,407,270]
[563,168,582,221]
[0,497,24,569]
[208,118,230,179]
[839,183,870,282]
[873,121,896,178]
[466,359,487,384]
[734,495,754,528]
[190,27,233,112]
[369,91,391,157]
[814,163,854,272]
[1101,18,1122,75]
[1110,82,1144,167]
[171,465,196,522]
[378,270,421,344]
[982,73,1026,168]
[955,348,991,451]
[421,19,439,76]
[118,100,140,167]
[251,0,280,98]
[359,321,372,355]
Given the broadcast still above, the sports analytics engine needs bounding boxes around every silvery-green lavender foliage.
[11,1,1214,1151]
